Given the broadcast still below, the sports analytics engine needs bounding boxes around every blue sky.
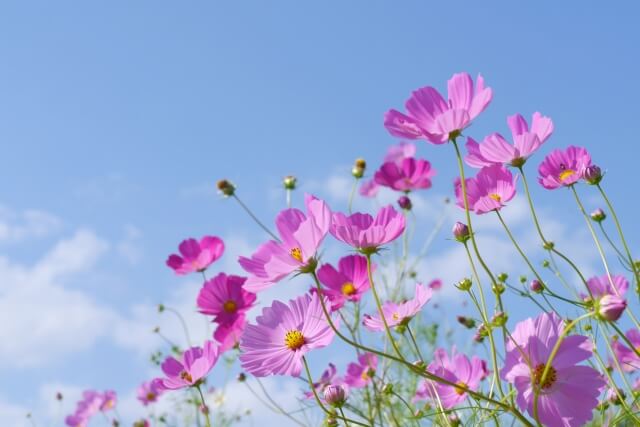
[1,1,639,425]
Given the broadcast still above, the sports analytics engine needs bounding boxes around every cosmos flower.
[383,141,417,164]
[197,273,256,325]
[137,380,164,406]
[359,179,379,198]
[384,72,492,144]
[538,146,592,189]
[344,353,378,388]
[374,157,436,192]
[454,165,517,214]
[239,293,336,377]
[166,236,225,275]
[330,205,405,253]
[362,283,432,331]
[304,363,338,399]
[612,329,640,372]
[213,315,247,353]
[239,195,331,292]
[157,340,220,390]
[316,255,372,310]
[501,312,605,427]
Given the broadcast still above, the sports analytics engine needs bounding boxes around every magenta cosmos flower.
[414,347,486,409]
[466,112,554,168]
[585,274,628,321]
[538,146,592,189]
[239,293,336,377]
[374,157,436,193]
[454,165,517,214]
[384,72,492,144]
[239,195,331,292]
[344,352,378,388]
[157,340,220,390]
[363,283,432,331]
[197,273,256,325]
[166,236,224,275]
[137,379,164,406]
[304,363,338,399]
[213,315,246,352]
[316,255,372,310]
[612,329,640,372]
[501,312,605,427]
[330,205,405,253]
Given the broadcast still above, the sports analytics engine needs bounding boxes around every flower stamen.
[290,247,303,262]
[341,282,356,296]
[284,330,305,350]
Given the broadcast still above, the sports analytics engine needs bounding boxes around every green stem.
[348,178,358,214]
[232,194,281,242]
[196,384,212,427]
[495,211,545,284]
[406,324,424,362]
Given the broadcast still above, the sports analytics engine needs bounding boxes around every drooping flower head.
[454,165,517,214]
[414,347,486,409]
[363,283,432,331]
[585,274,628,321]
[501,312,605,427]
[465,112,554,168]
[612,329,640,372]
[304,363,338,399]
[344,353,378,388]
[384,73,492,144]
[330,205,405,254]
[316,255,372,310]
[137,379,164,406]
[239,293,336,377]
[239,195,331,292]
[374,157,436,193]
[197,273,256,325]
[157,340,220,390]
[538,146,592,189]
[166,236,225,275]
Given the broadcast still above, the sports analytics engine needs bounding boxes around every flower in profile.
[584,274,629,321]
[363,283,432,331]
[538,146,592,189]
[330,205,405,254]
[197,273,256,325]
[454,165,517,214]
[239,293,336,377]
[359,179,379,198]
[452,222,470,242]
[414,348,486,409]
[384,141,417,164]
[304,363,338,399]
[465,112,554,168]
[65,390,114,427]
[344,353,378,388]
[612,329,640,372]
[166,236,225,275]
[213,316,246,352]
[99,390,116,412]
[384,72,493,144]
[157,340,220,390]
[316,255,372,310]
[137,379,164,406]
[501,312,605,427]
[590,208,606,222]
[374,157,436,193]
[239,194,331,292]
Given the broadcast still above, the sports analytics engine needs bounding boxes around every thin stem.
[495,211,545,284]
[406,324,424,362]
[254,378,308,427]
[232,194,281,242]
[598,222,629,265]
[196,384,212,427]
[338,407,351,427]
[163,307,192,348]
[348,178,358,214]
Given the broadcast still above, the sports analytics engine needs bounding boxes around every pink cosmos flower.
[239,195,331,292]
[316,255,372,310]
[465,112,554,168]
[363,283,432,331]
[454,165,517,214]
[239,293,336,377]
[584,274,628,321]
[384,72,492,144]
[166,236,225,275]
[330,205,405,253]
[428,279,443,291]
[414,347,486,409]
[304,363,338,399]
[383,141,417,164]
[374,157,436,193]
[197,273,256,325]
[501,312,605,427]
[213,315,246,352]
[137,379,164,406]
[612,329,640,372]
[157,340,220,390]
[538,146,592,189]
[344,353,378,388]
[100,390,116,412]
[65,390,114,427]
[359,179,379,198]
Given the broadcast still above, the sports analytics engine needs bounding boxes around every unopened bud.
[398,195,412,211]
[497,272,508,282]
[530,279,544,293]
[354,158,366,170]
[596,295,627,322]
[55,392,63,401]
[323,385,347,408]
[492,282,505,295]
[457,316,476,329]
[157,304,165,313]
[590,208,606,222]
[352,158,366,179]
[216,179,236,197]
[237,373,246,382]
[456,278,472,291]
[382,384,393,395]
[452,222,470,243]
[326,418,338,427]
[491,311,508,327]
[583,165,603,185]
[283,175,297,190]
[543,241,555,250]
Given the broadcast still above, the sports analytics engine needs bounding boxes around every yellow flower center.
[559,169,575,181]
[392,312,400,321]
[180,371,193,383]
[341,282,356,296]
[533,364,557,390]
[284,330,305,350]
[290,247,303,262]
[146,392,156,401]
[489,193,501,201]
[223,300,238,313]
[454,381,468,396]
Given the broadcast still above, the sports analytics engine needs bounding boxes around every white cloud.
[117,224,143,265]
[0,206,62,243]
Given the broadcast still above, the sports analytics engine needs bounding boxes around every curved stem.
[163,307,192,348]
[232,194,281,242]
[196,384,212,427]
[254,378,308,427]
[495,211,545,284]
[348,178,358,214]
[406,325,424,362]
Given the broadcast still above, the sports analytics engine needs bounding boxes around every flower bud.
[583,165,602,185]
[597,295,627,322]
[323,385,347,408]
[608,388,626,405]
[530,279,544,293]
[157,304,165,313]
[449,414,461,427]
[542,260,550,268]
[590,208,606,222]
[497,272,508,282]
[491,311,508,327]
[492,282,505,295]
[56,392,63,401]
[456,278,472,291]
[398,195,412,211]
[457,316,476,329]
[382,383,393,395]
[283,175,297,190]
[452,222,470,243]
[216,179,236,197]
[352,158,366,179]
[237,373,246,382]
[543,241,555,250]
[326,418,338,427]
[354,158,366,170]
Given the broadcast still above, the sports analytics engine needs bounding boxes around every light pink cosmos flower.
[414,347,486,409]
[213,315,246,352]
[166,236,225,275]
[359,179,379,198]
[137,379,164,406]
[612,329,640,372]
[344,353,378,388]
[363,283,432,331]
[538,146,592,189]
[304,363,338,399]
[239,195,331,292]
[374,157,436,193]
[584,274,628,321]
[465,112,554,168]
[239,293,336,377]
[384,72,493,144]
[316,255,372,310]
[197,273,256,325]
[501,312,605,427]
[330,205,405,253]
[454,165,517,214]
[65,390,114,427]
[100,390,116,412]
[383,141,417,164]
[157,340,220,390]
